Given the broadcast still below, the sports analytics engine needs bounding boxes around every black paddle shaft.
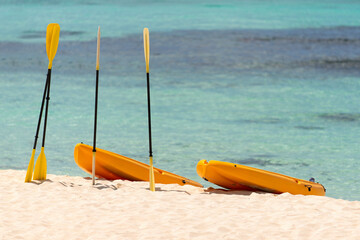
[146,72,153,157]
[32,71,49,150]
[93,69,99,152]
[41,69,52,147]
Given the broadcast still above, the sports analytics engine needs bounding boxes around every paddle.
[25,23,60,182]
[32,23,60,181]
[24,71,49,182]
[92,26,101,185]
[143,28,155,191]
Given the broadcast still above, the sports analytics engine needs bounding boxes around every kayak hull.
[74,143,202,187]
[197,159,325,196]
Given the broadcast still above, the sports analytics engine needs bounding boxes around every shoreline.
[1,169,359,239]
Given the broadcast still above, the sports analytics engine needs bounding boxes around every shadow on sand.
[203,187,269,196]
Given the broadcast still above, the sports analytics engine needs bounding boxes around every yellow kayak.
[197,159,326,196]
[74,143,202,187]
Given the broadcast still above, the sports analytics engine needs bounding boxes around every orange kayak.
[74,143,202,187]
[197,159,326,196]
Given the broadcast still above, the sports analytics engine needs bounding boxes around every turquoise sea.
[0,0,359,200]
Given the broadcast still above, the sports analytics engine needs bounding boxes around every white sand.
[1,169,359,240]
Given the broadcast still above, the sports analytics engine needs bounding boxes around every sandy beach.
[1,169,359,240]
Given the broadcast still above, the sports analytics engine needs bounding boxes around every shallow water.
[0,0,359,200]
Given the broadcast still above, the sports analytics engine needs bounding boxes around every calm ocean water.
[0,0,359,200]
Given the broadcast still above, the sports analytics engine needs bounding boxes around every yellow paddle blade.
[149,156,155,191]
[33,147,47,180]
[96,26,100,71]
[46,23,60,69]
[143,28,150,73]
[46,23,55,59]
[25,149,36,182]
